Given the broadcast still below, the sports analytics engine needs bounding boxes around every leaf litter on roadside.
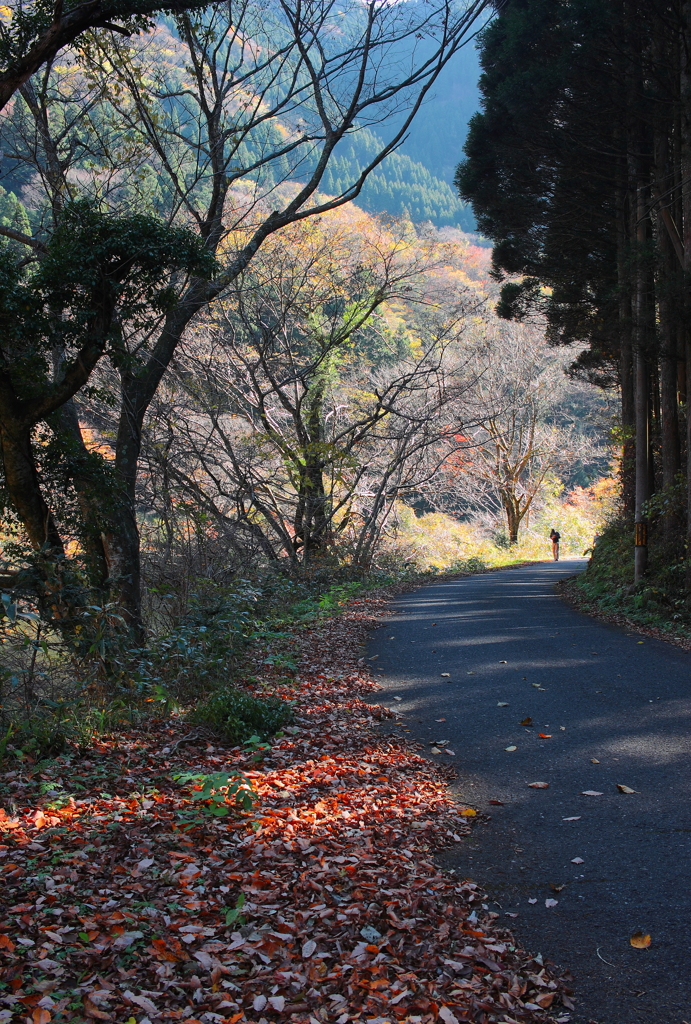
[0,596,574,1024]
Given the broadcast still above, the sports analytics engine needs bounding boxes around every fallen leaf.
[268,996,285,1012]
[563,816,581,821]
[123,991,158,1015]
[32,1011,51,1024]
[571,857,584,864]
[580,791,603,797]
[497,702,509,707]
[630,932,651,949]
[528,782,549,789]
[393,697,403,702]
[439,1006,459,1024]
[253,995,267,1011]
[435,718,446,722]
[535,992,555,1009]
[430,747,442,754]
[520,717,533,726]
[528,898,537,905]
[440,673,450,677]
[545,899,558,908]
[538,733,552,739]
[460,808,477,817]
[549,883,565,892]
[149,937,188,962]
[302,939,317,958]
[488,799,504,805]
[616,784,637,794]
[499,660,507,664]
[444,749,456,756]
[83,997,111,1020]
[505,745,517,752]
[0,935,15,952]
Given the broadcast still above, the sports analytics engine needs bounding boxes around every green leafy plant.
[173,769,255,815]
[190,687,293,744]
[224,893,246,925]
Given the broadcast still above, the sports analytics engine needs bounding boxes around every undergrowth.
[190,687,294,743]
[568,517,691,638]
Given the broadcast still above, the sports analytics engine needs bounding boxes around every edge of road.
[555,572,691,653]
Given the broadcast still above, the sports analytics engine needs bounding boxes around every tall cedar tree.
[456,0,691,581]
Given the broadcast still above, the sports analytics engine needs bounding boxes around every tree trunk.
[682,0,691,587]
[0,419,64,554]
[54,400,110,591]
[102,393,144,633]
[504,495,521,545]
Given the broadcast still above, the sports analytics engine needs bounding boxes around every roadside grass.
[561,518,691,645]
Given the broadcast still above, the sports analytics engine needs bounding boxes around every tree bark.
[681,0,691,585]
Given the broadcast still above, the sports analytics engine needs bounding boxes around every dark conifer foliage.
[457,0,691,582]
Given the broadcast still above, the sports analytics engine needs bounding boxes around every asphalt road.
[367,560,691,1024]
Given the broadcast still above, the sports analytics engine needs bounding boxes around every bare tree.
[137,212,479,569]
[436,322,599,543]
[0,0,496,627]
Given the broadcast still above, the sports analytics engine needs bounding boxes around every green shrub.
[190,687,293,744]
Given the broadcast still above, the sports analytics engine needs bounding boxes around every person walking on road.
[549,528,560,561]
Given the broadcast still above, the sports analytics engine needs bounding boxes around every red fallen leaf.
[538,733,552,739]
[149,937,189,962]
[19,995,42,1007]
[32,1009,51,1024]
[488,799,504,805]
[0,934,15,952]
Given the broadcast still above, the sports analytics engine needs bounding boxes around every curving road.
[367,560,691,1024]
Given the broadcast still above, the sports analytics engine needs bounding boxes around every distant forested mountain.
[323,129,475,229]
[324,43,482,229]
[0,25,482,232]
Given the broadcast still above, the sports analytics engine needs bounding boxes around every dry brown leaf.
[630,932,651,949]
[528,782,549,789]
[520,717,533,726]
[616,784,637,794]
[84,997,112,1020]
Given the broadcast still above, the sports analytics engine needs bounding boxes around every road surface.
[367,560,691,1024]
